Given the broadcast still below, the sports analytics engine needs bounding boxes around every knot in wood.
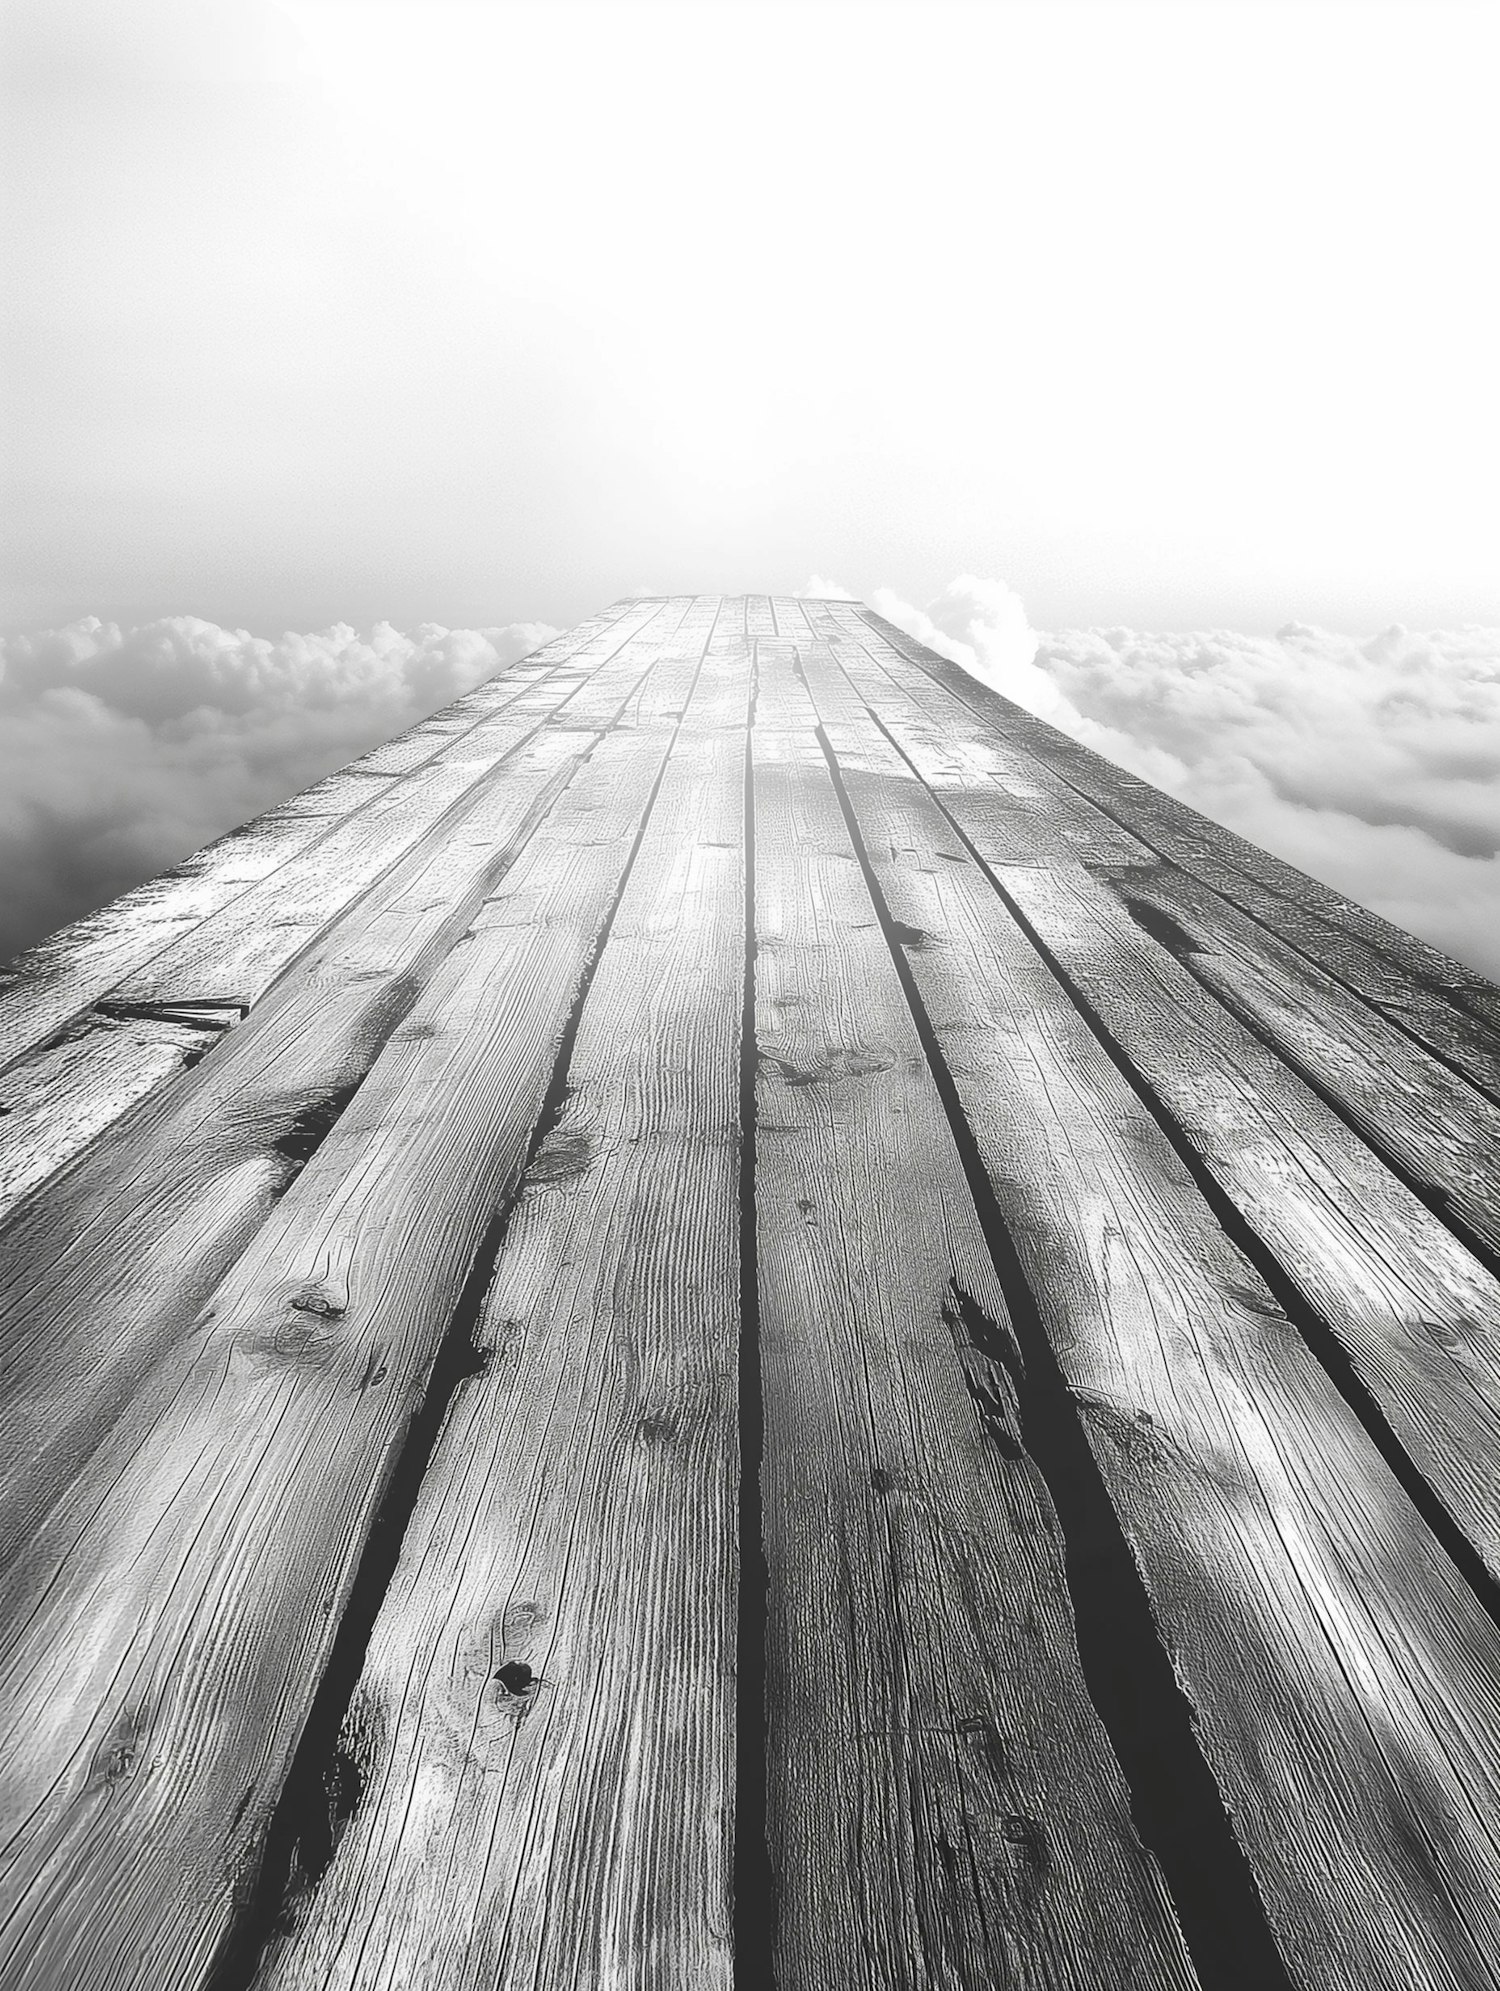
[289,1284,345,1318]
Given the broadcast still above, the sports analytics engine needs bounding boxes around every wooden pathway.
[3,596,1500,1989]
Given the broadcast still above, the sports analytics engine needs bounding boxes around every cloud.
[5,592,1500,994]
[873,585,1500,984]
[870,575,1053,710]
[0,615,556,963]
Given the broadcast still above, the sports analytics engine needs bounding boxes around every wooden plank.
[986,857,1500,1588]
[770,597,828,642]
[818,634,1155,867]
[115,609,683,1010]
[811,634,1500,1574]
[0,1007,229,1219]
[0,610,685,1221]
[0,601,656,1074]
[750,652,1198,1990]
[0,719,596,1559]
[262,769,399,818]
[0,623,713,1561]
[802,671,1500,1991]
[252,645,748,1991]
[1091,842,1500,1106]
[0,812,364,1063]
[833,605,1500,1096]
[745,592,777,636]
[0,668,706,1989]
[1089,858,1500,1265]
[325,607,643,776]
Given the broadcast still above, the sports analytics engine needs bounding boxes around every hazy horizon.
[6,0,1498,641]
[4,0,1498,981]
[4,580,1500,992]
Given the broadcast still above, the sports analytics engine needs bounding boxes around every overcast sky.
[3,0,1500,976]
[6,0,1498,637]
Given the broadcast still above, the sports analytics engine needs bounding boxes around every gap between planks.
[843,607,1500,1101]
[241,627,750,1991]
[0,609,724,1991]
[0,600,692,1227]
[795,623,1500,1991]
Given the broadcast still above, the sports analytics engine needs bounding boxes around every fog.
[6,0,1497,638]
[4,0,1497,977]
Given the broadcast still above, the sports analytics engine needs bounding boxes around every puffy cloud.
[870,575,1054,714]
[6,594,1500,993]
[873,584,1500,984]
[0,615,556,963]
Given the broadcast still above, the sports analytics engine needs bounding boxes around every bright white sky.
[4,0,1498,635]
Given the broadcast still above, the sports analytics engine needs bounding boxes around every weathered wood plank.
[251,648,747,1991]
[0,671,706,1987]
[0,1007,229,1219]
[114,605,688,1012]
[0,721,595,1564]
[0,601,656,1074]
[833,605,1500,1097]
[812,636,1500,1576]
[832,660,1154,869]
[772,597,830,641]
[802,667,1500,1991]
[0,608,686,1223]
[824,613,1498,1178]
[9,592,1500,1990]
[985,858,1500,1588]
[259,768,398,817]
[751,651,1198,1990]
[1087,859,1500,1265]
[1113,847,1500,1105]
[0,812,356,1062]
[745,592,777,636]
[0,621,712,1549]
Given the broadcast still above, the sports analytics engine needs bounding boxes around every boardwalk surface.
[3,597,1500,1989]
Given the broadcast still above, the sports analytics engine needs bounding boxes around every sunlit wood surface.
[3,597,1500,1990]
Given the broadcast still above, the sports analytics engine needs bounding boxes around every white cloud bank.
[0,616,556,963]
[826,577,1500,985]
[5,590,1500,990]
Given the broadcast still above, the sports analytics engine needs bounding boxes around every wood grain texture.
[752,648,1198,1990]
[0,723,595,1570]
[0,605,683,1230]
[0,618,694,1505]
[823,640,1500,1584]
[0,603,647,1076]
[800,655,1500,1991]
[0,1007,228,1220]
[0,619,714,1518]
[114,606,686,1013]
[7,596,1500,1990]
[253,641,746,1991]
[1091,858,1500,1260]
[990,858,1500,1585]
[1109,848,1500,1106]
[836,605,1500,1099]
[0,682,703,1990]
[809,618,1155,869]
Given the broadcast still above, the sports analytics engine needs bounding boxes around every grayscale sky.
[4,0,1500,978]
[5,0,1497,638]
